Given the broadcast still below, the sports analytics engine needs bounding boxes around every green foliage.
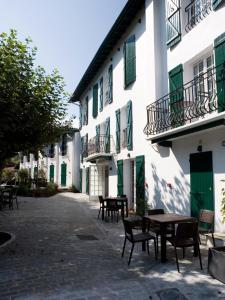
[1,168,15,182]
[221,180,225,223]
[0,29,70,169]
[47,182,58,195]
[18,168,29,183]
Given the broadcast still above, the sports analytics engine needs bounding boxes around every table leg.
[102,204,105,221]
[160,224,167,263]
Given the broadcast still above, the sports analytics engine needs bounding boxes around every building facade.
[20,129,80,190]
[71,0,225,232]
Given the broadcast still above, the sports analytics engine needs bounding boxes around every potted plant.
[208,181,225,284]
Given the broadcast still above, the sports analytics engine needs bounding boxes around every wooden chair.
[167,222,202,272]
[122,219,157,265]
[198,209,215,247]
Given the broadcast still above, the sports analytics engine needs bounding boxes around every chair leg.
[98,208,101,219]
[156,235,159,254]
[174,246,180,272]
[128,243,134,265]
[198,244,203,270]
[211,232,216,247]
[147,241,150,255]
[15,197,19,209]
[122,237,127,257]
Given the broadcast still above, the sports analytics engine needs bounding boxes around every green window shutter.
[61,163,67,187]
[99,77,103,112]
[166,0,181,48]
[49,165,54,182]
[84,96,88,125]
[126,100,133,151]
[117,160,123,196]
[108,65,113,103]
[92,83,98,118]
[105,117,110,153]
[79,105,82,129]
[213,0,225,10]
[86,167,89,194]
[136,155,145,213]
[80,169,82,192]
[124,35,136,87]
[214,32,225,112]
[115,109,121,153]
[96,125,100,153]
[81,137,84,163]
[169,64,184,127]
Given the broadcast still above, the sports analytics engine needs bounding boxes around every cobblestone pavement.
[0,193,224,300]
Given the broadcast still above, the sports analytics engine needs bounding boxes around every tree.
[0,29,69,171]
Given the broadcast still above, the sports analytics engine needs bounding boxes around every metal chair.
[122,219,157,265]
[97,196,105,219]
[198,209,215,247]
[106,200,120,222]
[167,222,202,272]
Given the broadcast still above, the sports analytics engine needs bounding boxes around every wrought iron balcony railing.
[185,0,212,32]
[144,64,225,136]
[82,134,115,159]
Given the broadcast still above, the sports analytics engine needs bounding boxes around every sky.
[0,0,127,124]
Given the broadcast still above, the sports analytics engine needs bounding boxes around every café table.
[143,213,197,263]
[102,196,128,220]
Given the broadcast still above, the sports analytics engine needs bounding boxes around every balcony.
[185,0,212,33]
[82,134,115,163]
[144,64,225,142]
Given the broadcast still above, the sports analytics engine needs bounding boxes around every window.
[105,65,113,104]
[93,83,98,118]
[49,144,55,158]
[83,96,88,125]
[124,35,136,87]
[99,77,103,112]
[118,101,133,151]
[166,0,181,48]
[61,134,67,156]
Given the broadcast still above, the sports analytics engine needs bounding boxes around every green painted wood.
[190,152,214,219]
[99,77,103,112]
[115,109,121,153]
[126,100,133,151]
[214,32,225,112]
[80,169,82,193]
[213,0,224,10]
[124,35,136,87]
[105,117,110,153]
[169,64,184,127]
[49,165,54,182]
[92,83,98,118]
[86,167,89,195]
[108,65,113,103]
[117,160,123,196]
[136,155,145,210]
[61,163,67,187]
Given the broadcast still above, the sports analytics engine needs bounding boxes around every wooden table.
[102,197,128,220]
[143,213,197,263]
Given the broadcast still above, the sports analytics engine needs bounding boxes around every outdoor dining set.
[0,185,19,210]
[97,195,215,272]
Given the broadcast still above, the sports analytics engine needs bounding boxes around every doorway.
[190,151,214,218]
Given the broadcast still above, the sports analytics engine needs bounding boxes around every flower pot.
[208,246,225,284]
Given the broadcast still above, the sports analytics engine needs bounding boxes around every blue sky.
[0,0,127,122]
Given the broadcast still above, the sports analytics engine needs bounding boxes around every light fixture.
[197,145,202,152]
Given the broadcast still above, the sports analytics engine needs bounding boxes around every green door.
[61,163,67,187]
[86,167,89,195]
[214,32,225,112]
[136,155,145,214]
[34,166,38,179]
[190,151,214,218]
[169,64,184,127]
[49,165,54,182]
[117,160,123,196]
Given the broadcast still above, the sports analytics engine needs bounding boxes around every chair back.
[199,209,214,227]
[98,195,104,204]
[147,208,164,215]
[176,222,198,240]
[123,219,134,240]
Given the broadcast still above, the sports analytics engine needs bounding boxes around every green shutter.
[86,167,89,194]
[108,65,113,103]
[126,100,133,151]
[166,0,181,48]
[81,136,84,163]
[124,35,136,87]
[105,117,110,153]
[136,155,145,211]
[92,83,98,118]
[117,160,123,196]
[169,64,184,127]
[85,133,88,156]
[213,0,224,10]
[79,105,82,129]
[49,165,54,182]
[61,163,67,187]
[80,169,82,192]
[84,96,88,125]
[214,32,225,112]
[99,77,103,111]
[115,109,121,153]
[96,125,100,153]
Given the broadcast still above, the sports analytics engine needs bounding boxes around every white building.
[20,129,80,190]
[71,0,225,232]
